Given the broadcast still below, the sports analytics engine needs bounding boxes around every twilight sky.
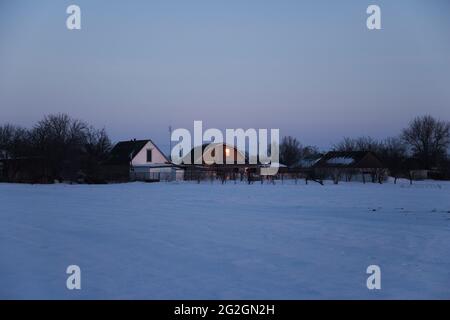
[1,0,449,151]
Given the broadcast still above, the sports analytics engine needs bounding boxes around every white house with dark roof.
[104,139,184,182]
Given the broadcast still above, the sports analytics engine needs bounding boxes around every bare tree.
[279,136,302,167]
[83,127,112,181]
[378,137,407,183]
[85,127,111,159]
[0,124,30,159]
[30,114,85,179]
[402,115,450,169]
[29,114,112,181]
[0,124,16,159]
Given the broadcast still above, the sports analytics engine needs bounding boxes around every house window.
[225,148,231,157]
[146,149,152,162]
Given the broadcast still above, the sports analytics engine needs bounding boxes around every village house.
[102,139,183,182]
[179,142,280,181]
[312,151,387,184]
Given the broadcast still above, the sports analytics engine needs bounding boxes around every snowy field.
[1,180,450,299]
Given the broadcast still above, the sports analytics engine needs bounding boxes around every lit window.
[225,148,230,157]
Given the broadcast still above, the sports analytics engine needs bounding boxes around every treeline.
[0,114,111,183]
[280,115,450,179]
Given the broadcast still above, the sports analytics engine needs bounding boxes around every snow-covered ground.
[1,180,450,299]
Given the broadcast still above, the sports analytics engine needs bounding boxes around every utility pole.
[169,125,172,161]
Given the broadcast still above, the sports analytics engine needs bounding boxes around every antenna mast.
[169,125,172,161]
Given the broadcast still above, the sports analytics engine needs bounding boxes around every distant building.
[102,139,183,182]
[179,143,249,181]
[313,151,387,183]
[178,142,290,182]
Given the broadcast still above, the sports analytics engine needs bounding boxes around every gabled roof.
[104,140,149,165]
[104,139,169,165]
[313,151,385,169]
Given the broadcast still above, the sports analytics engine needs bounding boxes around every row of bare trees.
[0,114,111,182]
[332,115,450,170]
